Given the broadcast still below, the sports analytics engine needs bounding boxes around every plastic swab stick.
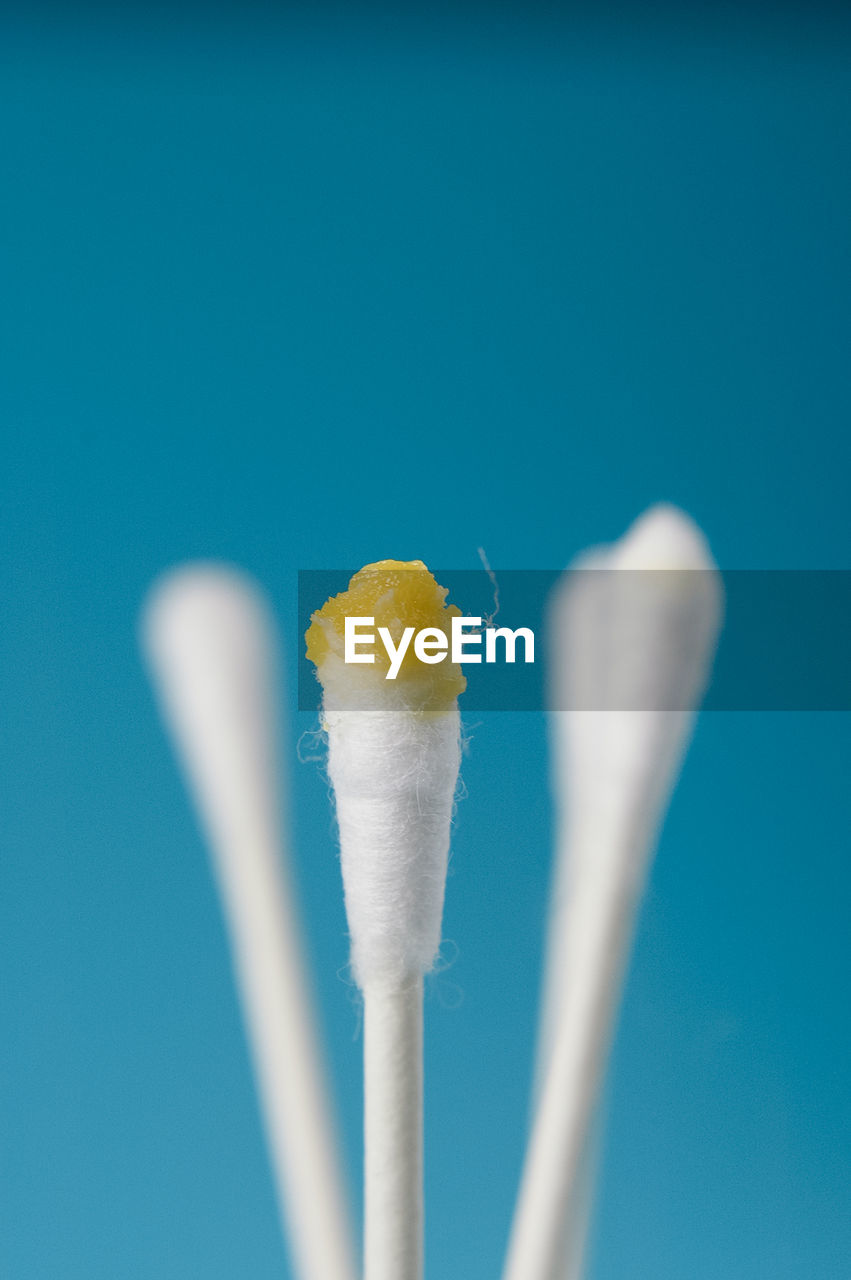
[504,505,723,1280]
[306,560,464,1280]
[533,548,611,1280]
[143,565,356,1280]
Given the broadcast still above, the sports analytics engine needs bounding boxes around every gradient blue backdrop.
[1,5,849,1278]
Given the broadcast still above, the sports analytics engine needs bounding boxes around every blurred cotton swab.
[306,560,464,1280]
[503,505,723,1280]
[143,565,356,1280]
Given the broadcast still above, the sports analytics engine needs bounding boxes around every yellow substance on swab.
[306,559,466,709]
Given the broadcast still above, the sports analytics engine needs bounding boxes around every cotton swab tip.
[612,502,716,572]
[306,559,463,992]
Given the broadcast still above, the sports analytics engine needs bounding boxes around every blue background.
[1,5,849,1277]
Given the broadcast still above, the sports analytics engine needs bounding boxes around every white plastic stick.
[142,565,356,1280]
[533,546,616,1280]
[363,981,424,1280]
[505,505,723,1280]
[533,551,611,1280]
[506,869,634,1280]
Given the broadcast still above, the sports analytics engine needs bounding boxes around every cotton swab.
[142,565,356,1280]
[305,560,464,1280]
[503,505,723,1280]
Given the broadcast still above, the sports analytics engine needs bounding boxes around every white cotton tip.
[540,504,722,1067]
[306,560,463,991]
[609,503,722,725]
[324,706,460,991]
[142,564,279,864]
[550,505,723,866]
[613,501,715,572]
